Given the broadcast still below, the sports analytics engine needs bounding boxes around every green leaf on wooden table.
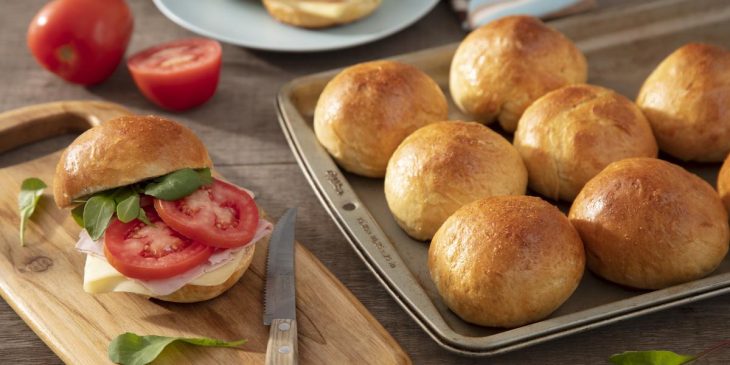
[143,168,212,201]
[610,350,695,365]
[116,194,140,223]
[18,177,47,246]
[108,332,246,365]
[71,204,85,227]
[83,195,116,240]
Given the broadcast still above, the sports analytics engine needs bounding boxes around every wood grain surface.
[1,0,730,364]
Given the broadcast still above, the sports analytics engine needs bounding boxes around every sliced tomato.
[154,178,259,249]
[127,38,222,111]
[104,208,213,280]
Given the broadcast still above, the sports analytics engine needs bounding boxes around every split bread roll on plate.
[385,121,527,241]
[450,15,587,133]
[262,0,382,28]
[514,84,658,201]
[569,158,729,290]
[429,196,585,328]
[314,60,448,177]
[637,43,730,162]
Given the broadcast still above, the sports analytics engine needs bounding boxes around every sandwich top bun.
[314,60,448,177]
[54,115,212,208]
[636,43,730,162]
[514,84,658,201]
[385,121,527,241]
[429,196,584,328]
[569,158,729,289]
[262,0,381,28]
[449,15,587,133]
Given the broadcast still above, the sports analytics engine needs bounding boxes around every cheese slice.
[83,247,249,296]
[269,0,380,20]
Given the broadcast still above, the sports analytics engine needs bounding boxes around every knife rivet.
[278,322,291,331]
[279,346,291,354]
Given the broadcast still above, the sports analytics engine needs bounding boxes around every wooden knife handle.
[265,319,298,365]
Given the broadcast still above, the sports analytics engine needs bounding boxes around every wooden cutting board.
[0,101,410,365]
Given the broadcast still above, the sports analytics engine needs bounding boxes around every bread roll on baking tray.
[636,43,730,162]
[385,121,527,241]
[429,196,585,328]
[514,84,658,201]
[718,154,730,213]
[569,158,729,290]
[314,60,448,178]
[449,15,587,133]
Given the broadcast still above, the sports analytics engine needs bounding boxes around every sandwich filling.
[76,219,271,296]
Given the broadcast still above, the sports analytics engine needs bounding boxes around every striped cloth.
[451,0,596,30]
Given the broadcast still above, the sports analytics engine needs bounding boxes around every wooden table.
[1,0,729,363]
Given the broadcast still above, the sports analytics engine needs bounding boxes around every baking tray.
[276,0,730,356]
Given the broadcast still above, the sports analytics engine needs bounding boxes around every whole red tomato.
[27,0,133,85]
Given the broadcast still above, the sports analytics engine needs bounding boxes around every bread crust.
[262,0,381,28]
[569,158,729,289]
[636,43,730,161]
[155,243,255,303]
[314,60,448,177]
[54,115,212,208]
[429,196,585,328]
[449,15,587,133]
[514,84,658,201]
[385,121,527,240]
[718,155,730,213]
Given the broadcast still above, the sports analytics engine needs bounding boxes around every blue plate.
[153,0,440,52]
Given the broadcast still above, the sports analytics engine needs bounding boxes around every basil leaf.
[71,204,85,227]
[610,350,695,365]
[18,178,47,246]
[83,195,116,240]
[137,209,151,226]
[112,187,135,205]
[116,195,140,223]
[143,168,210,201]
[197,168,213,185]
[108,332,246,365]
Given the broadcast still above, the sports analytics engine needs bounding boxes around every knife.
[263,208,298,365]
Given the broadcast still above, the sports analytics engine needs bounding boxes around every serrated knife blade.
[263,208,298,365]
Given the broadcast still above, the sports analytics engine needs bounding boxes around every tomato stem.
[56,44,75,64]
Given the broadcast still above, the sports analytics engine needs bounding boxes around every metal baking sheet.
[276,0,730,356]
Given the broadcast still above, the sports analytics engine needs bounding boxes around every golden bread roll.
[429,196,585,328]
[718,155,730,213]
[636,43,730,162]
[514,84,658,201]
[385,121,527,240]
[262,0,381,28]
[569,158,729,289]
[314,60,448,177]
[54,115,212,208]
[449,15,587,133]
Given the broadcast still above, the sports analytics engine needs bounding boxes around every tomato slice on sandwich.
[104,208,214,280]
[154,178,260,249]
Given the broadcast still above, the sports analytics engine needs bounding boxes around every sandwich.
[54,115,271,302]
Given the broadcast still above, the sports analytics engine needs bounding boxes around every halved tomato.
[154,178,259,249]
[104,208,213,280]
[127,38,222,111]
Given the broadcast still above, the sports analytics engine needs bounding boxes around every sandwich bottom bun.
[428,196,585,328]
[155,243,255,303]
[569,158,729,290]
